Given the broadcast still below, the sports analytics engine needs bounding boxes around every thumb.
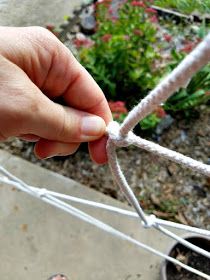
[25,89,106,143]
[0,55,106,143]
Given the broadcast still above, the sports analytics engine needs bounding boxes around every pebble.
[167,163,178,176]
[155,115,174,135]
[172,130,188,145]
[80,6,96,34]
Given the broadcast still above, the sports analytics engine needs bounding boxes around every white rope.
[0,171,209,279]
[0,33,210,278]
[107,33,210,230]
[107,121,210,177]
[0,168,209,237]
[119,32,210,136]
[106,33,210,277]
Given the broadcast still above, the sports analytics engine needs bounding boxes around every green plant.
[164,48,210,112]
[140,113,161,130]
[74,0,210,131]
[78,0,163,107]
[154,0,210,15]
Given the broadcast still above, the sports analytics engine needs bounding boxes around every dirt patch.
[0,106,209,229]
[166,237,210,280]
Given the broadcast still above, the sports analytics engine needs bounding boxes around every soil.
[0,106,209,229]
[166,237,210,280]
[167,251,210,280]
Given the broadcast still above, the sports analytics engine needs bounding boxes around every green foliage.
[140,113,161,130]
[79,0,162,107]
[154,0,210,15]
[75,0,210,130]
[164,49,210,112]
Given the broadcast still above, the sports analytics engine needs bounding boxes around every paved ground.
[0,149,184,280]
[0,0,83,27]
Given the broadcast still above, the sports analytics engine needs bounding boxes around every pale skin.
[0,26,112,164]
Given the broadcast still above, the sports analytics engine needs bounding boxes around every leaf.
[140,113,161,130]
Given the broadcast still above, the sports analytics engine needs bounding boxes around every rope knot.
[106,121,134,147]
[37,188,47,198]
[142,214,156,228]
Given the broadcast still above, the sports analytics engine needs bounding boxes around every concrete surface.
[0,149,182,280]
[0,0,84,27]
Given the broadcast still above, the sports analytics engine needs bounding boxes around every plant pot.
[160,235,210,280]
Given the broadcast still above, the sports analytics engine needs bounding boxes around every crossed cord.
[0,33,210,279]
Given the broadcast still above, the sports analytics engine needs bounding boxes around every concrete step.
[0,150,183,280]
[0,0,83,27]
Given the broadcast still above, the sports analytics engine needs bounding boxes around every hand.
[0,27,112,164]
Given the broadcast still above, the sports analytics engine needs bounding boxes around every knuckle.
[57,106,68,139]
[25,26,58,49]
[57,106,79,141]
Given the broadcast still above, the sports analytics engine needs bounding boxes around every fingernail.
[42,153,66,159]
[81,116,105,137]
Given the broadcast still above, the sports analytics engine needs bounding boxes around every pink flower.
[163,33,172,42]
[145,7,157,13]
[73,33,94,48]
[181,42,195,53]
[46,24,59,37]
[150,15,158,23]
[154,107,166,118]
[108,7,113,14]
[101,34,112,42]
[108,101,128,114]
[111,16,118,22]
[131,1,146,8]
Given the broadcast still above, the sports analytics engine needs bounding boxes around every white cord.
[0,172,209,279]
[1,32,210,279]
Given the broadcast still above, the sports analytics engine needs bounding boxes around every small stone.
[157,170,168,183]
[150,193,161,207]
[205,177,210,187]
[172,130,188,145]
[80,6,96,34]
[83,0,94,4]
[70,24,80,34]
[197,129,205,137]
[167,163,178,176]
[73,7,81,16]
[135,159,141,165]
[60,21,69,29]
[155,115,174,135]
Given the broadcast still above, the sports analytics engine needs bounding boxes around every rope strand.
[1,32,210,278]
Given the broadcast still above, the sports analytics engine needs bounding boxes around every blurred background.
[0,0,210,230]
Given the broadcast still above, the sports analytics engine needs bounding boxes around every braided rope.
[0,33,210,279]
[106,32,210,275]
[107,32,210,226]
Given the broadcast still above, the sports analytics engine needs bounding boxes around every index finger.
[62,59,112,164]
[63,60,112,124]
[35,34,112,162]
